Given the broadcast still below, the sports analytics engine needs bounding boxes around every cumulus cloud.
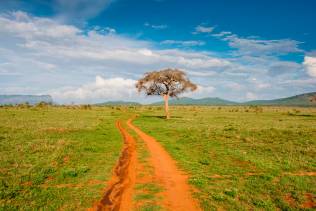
[0,11,314,103]
[51,76,137,103]
[51,75,218,103]
[0,12,231,70]
[303,56,316,77]
[0,11,80,39]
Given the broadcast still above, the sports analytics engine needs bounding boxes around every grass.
[1,105,315,210]
[0,106,124,210]
[133,106,316,210]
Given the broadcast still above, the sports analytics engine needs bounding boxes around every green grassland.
[134,106,316,210]
[1,105,315,210]
[0,106,125,210]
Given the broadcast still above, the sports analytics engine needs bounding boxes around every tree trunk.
[163,94,170,119]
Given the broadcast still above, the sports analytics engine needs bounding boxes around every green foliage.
[1,105,315,210]
[134,106,316,210]
[0,106,125,210]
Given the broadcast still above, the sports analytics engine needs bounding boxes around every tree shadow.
[142,115,182,119]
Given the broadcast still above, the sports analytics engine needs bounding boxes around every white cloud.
[51,76,137,103]
[105,27,116,34]
[54,0,113,22]
[93,26,116,34]
[0,11,80,39]
[138,49,154,56]
[183,85,215,98]
[0,11,314,103]
[212,31,232,37]
[0,12,231,70]
[144,22,168,30]
[246,92,258,100]
[303,56,316,77]
[193,25,214,34]
[212,30,303,56]
[268,60,302,76]
[160,40,205,47]
[223,35,303,56]
[256,83,271,89]
[175,55,231,69]
[226,82,244,91]
[50,75,217,103]
[184,69,216,77]
[280,78,316,86]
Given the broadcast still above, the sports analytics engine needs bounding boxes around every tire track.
[127,118,201,211]
[89,121,136,211]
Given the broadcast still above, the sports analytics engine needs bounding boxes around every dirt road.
[127,118,201,211]
[91,118,200,211]
[89,121,136,211]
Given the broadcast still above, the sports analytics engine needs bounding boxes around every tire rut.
[127,118,201,211]
[89,121,136,211]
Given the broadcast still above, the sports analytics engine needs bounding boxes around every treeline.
[0,102,92,110]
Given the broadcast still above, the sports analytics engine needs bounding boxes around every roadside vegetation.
[1,105,315,210]
[134,106,316,210]
[0,106,124,210]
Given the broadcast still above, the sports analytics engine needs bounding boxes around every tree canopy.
[136,68,197,97]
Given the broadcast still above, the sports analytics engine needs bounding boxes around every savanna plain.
[0,105,315,210]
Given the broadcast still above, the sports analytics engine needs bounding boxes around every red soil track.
[127,118,201,211]
[90,118,200,211]
[89,121,136,211]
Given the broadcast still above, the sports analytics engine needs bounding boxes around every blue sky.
[0,0,315,103]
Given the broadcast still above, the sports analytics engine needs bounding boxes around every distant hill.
[1,92,315,107]
[0,95,53,105]
[151,92,316,107]
[95,101,141,106]
[152,97,237,105]
[244,92,316,106]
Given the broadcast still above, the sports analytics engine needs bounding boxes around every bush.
[36,101,50,108]
[17,103,31,109]
[80,104,92,110]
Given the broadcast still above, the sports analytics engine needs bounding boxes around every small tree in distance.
[136,68,197,119]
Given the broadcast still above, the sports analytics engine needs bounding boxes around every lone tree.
[136,68,197,119]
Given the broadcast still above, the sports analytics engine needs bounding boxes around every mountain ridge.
[95,101,141,106]
[150,92,316,107]
[1,92,315,106]
[0,95,53,105]
[243,92,316,106]
[151,97,237,105]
